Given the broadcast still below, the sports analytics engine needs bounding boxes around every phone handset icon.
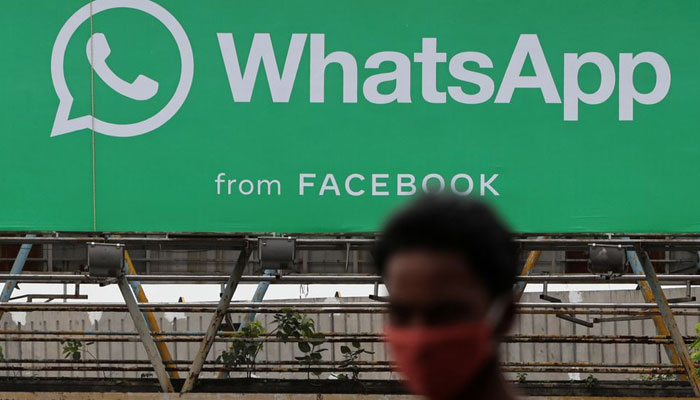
[86,33,159,101]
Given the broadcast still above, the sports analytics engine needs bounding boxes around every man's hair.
[373,195,519,297]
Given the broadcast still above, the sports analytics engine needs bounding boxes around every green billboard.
[0,0,697,233]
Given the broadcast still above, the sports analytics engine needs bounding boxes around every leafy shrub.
[217,320,265,378]
[273,308,327,378]
[337,341,374,380]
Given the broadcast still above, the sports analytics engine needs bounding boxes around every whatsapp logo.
[51,0,194,138]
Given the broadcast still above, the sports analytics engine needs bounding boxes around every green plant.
[217,320,265,378]
[60,340,104,377]
[584,374,599,388]
[516,372,528,384]
[273,308,327,378]
[639,373,675,382]
[0,344,4,362]
[337,341,374,380]
[691,322,700,373]
[61,340,91,361]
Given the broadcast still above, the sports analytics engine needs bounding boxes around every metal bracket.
[11,283,87,302]
[117,274,174,393]
[368,294,389,302]
[540,281,594,328]
[630,249,700,396]
[667,281,696,303]
[181,246,251,393]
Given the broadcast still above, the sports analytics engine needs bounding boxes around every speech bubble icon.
[51,0,194,138]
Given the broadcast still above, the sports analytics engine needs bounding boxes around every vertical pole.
[240,269,275,328]
[626,249,683,368]
[513,250,541,301]
[122,251,179,378]
[181,246,250,393]
[632,250,700,396]
[513,236,545,302]
[117,275,174,393]
[0,234,36,320]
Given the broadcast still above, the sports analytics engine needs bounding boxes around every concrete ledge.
[0,378,694,398]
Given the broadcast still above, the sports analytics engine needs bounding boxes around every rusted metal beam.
[181,246,251,393]
[5,272,700,285]
[117,275,173,393]
[1,333,695,345]
[0,363,684,375]
[633,250,700,397]
[0,234,35,321]
[513,238,543,301]
[626,247,683,377]
[122,250,179,378]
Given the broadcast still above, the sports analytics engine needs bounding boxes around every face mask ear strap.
[485,295,511,328]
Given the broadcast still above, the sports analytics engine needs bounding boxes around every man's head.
[374,195,519,328]
[374,195,519,400]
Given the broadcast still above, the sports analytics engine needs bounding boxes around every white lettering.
[564,52,616,121]
[450,174,474,195]
[422,173,445,193]
[495,34,561,104]
[448,52,494,104]
[619,52,671,121]
[218,33,307,102]
[480,174,499,196]
[239,179,254,195]
[310,34,358,103]
[257,179,281,195]
[215,173,226,195]
[372,174,389,196]
[363,52,412,104]
[397,174,416,196]
[299,173,315,195]
[345,174,365,196]
[414,38,447,103]
[319,173,341,196]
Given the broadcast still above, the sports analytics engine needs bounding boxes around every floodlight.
[588,244,626,275]
[258,236,296,269]
[87,243,125,278]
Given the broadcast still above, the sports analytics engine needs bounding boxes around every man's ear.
[494,296,516,337]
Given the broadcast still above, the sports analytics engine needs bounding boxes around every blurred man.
[374,195,519,400]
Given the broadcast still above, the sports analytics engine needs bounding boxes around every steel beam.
[626,248,683,373]
[116,275,174,393]
[241,269,276,327]
[122,250,179,378]
[514,247,542,301]
[181,246,251,393]
[6,273,700,284]
[632,250,700,397]
[220,268,275,378]
[0,234,36,321]
[8,272,700,285]
[8,233,700,251]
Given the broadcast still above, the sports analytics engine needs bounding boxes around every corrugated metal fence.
[1,287,698,381]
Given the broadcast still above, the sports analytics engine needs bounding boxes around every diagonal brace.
[632,249,700,397]
[117,275,174,393]
[181,246,251,393]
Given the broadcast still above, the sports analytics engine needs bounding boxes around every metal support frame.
[514,249,542,301]
[630,249,700,397]
[116,275,174,393]
[122,250,179,378]
[220,268,275,378]
[626,249,684,371]
[181,246,251,393]
[0,234,36,321]
[241,269,276,327]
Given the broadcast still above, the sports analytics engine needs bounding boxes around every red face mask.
[384,301,506,400]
